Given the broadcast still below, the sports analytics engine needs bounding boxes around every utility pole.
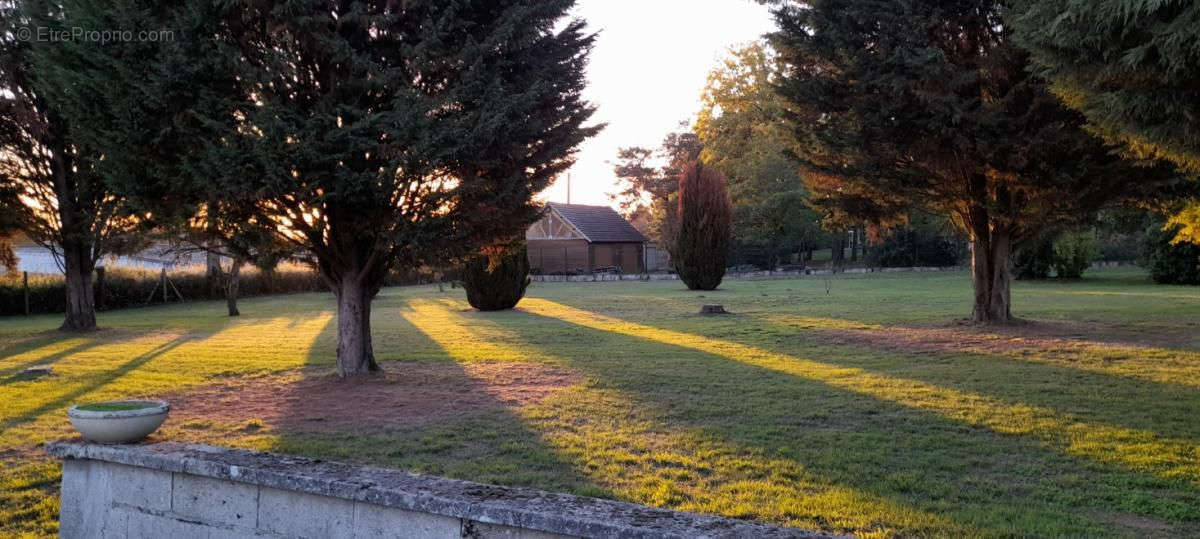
[566,173,571,204]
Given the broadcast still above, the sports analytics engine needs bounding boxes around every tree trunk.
[987,230,1012,322]
[60,240,97,331]
[969,224,1013,324]
[226,257,244,317]
[206,248,223,297]
[335,276,381,377]
[850,228,860,263]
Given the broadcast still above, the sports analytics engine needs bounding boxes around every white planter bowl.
[67,400,169,444]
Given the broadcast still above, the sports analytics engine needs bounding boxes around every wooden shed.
[526,203,648,274]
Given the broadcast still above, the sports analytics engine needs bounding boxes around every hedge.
[0,265,445,317]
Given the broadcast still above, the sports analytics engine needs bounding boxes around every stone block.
[258,487,354,539]
[110,462,172,512]
[59,460,124,539]
[172,472,258,528]
[352,502,462,539]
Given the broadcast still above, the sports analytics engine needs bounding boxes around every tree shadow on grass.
[740,317,1200,442]
[0,333,199,435]
[547,292,1200,446]
[0,341,96,384]
[0,330,147,385]
[232,304,608,497]
[476,304,1200,537]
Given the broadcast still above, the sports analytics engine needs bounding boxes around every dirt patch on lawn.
[164,362,581,433]
[808,319,1198,356]
[1092,511,1177,538]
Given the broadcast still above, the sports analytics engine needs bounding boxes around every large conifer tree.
[1012,0,1200,175]
[1012,0,1200,245]
[38,0,600,375]
[1,3,145,330]
[769,0,1178,323]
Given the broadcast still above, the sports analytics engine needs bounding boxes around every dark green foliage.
[768,0,1179,323]
[1014,236,1056,280]
[2,2,148,330]
[1095,208,1157,262]
[460,245,532,311]
[674,162,732,290]
[1052,230,1100,279]
[1013,0,1200,175]
[1144,225,1200,285]
[867,230,963,269]
[34,0,600,374]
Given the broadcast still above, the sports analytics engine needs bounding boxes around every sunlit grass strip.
[402,299,966,537]
[522,298,1200,486]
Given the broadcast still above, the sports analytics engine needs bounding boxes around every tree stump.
[18,366,53,379]
[699,304,728,315]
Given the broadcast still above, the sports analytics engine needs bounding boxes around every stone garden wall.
[48,441,830,538]
[531,261,1135,283]
[531,266,964,282]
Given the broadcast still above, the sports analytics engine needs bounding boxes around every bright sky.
[540,0,777,209]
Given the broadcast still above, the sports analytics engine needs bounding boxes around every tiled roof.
[548,203,647,243]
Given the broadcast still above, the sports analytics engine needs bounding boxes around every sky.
[539,0,778,209]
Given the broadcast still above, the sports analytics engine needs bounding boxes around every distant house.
[7,233,204,275]
[526,203,648,274]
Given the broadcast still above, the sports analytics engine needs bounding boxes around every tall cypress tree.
[38,0,600,375]
[675,161,732,291]
[769,0,1178,323]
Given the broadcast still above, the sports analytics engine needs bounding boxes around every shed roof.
[547,203,647,243]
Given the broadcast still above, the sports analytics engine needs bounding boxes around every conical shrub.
[460,244,532,311]
[675,161,731,290]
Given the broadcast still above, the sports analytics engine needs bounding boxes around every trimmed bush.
[460,245,531,311]
[675,161,731,290]
[1143,224,1200,285]
[1052,229,1099,279]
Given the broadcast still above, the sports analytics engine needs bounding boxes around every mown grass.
[1,268,1198,537]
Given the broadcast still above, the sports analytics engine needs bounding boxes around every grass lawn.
[2,268,1200,537]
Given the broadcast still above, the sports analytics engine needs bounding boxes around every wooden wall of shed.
[591,243,644,273]
[528,239,589,274]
